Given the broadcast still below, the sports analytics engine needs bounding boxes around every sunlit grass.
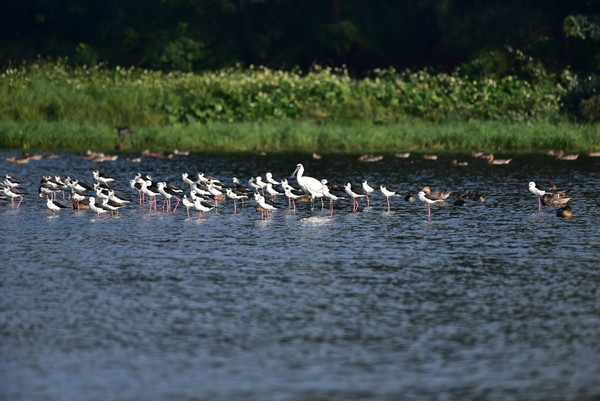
[1,120,598,153]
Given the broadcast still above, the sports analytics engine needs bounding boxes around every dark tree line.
[0,0,598,76]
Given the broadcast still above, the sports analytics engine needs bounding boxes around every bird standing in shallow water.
[380,185,400,212]
[528,181,546,211]
[46,198,68,215]
[418,190,444,221]
[93,170,115,186]
[362,180,376,207]
[344,183,366,213]
[291,163,325,211]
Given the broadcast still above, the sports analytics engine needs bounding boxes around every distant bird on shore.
[115,126,133,150]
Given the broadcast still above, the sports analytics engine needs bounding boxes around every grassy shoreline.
[1,121,598,154]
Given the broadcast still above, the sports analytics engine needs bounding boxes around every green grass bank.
[1,120,598,153]
[1,61,598,153]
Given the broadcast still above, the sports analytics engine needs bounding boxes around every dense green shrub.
[0,59,579,126]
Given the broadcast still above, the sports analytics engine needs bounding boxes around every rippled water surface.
[1,151,599,401]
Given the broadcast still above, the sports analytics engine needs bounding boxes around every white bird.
[182,173,195,190]
[181,195,195,217]
[101,198,122,216]
[322,180,343,215]
[265,172,281,185]
[344,183,366,213]
[225,188,248,214]
[254,193,276,219]
[248,177,262,193]
[92,170,115,186]
[193,197,214,218]
[255,176,269,195]
[291,163,325,210]
[157,182,181,212]
[46,198,68,215]
[265,183,282,200]
[140,180,161,211]
[362,180,376,207]
[418,190,444,221]
[88,197,109,218]
[2,185,24,208]
[283,187,309,213]
[528,181,546,212]
[380,185,400,212]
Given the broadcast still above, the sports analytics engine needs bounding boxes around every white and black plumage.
[157,182,181,212]
[344,183,366,213]
[141,180,161,211]
[181,195,195,217]
[254,193,276,219]
[3,185,24,208]
[225,188,248,214]
[265,183,282,200]
[418,190,444,221]
[380,185,401,212]
[3,175,22,188]
[528,181,546,211]
[93,170,115,186]
[362,180,376,207]
[265,172,281,185]
[88,197,109,218]
[232,177,253,195]
[182,173,195,190]
[422,186,452,201]
[46,198,68,215]
[192,196,214,218]
[322,181,343,215]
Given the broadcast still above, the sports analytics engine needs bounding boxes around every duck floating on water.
[556,205,573,218]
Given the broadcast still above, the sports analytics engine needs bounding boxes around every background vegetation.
[0,1,598,151]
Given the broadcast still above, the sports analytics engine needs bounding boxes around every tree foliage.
[0,0,597,77]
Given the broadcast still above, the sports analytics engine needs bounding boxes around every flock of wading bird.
[1,158,576,220]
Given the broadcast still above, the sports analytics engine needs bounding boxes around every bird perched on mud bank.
[115,126,134,150]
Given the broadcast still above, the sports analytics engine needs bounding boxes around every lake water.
[1,151,599,401]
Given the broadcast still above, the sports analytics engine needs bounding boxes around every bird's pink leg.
[427,204,431,221]
[537,196,542,211]
[387,198,391,212]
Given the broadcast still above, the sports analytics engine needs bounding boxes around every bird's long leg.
[427,204,431,221]
[537,196,542,211]
[387,198,391,212]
